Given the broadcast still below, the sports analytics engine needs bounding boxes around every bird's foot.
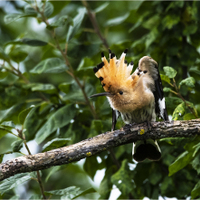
[123,123,133,130]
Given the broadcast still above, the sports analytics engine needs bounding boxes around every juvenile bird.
[91,49,168,162]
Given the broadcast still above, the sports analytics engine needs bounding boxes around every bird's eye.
[119,91,123,95]
[144,70,147,74]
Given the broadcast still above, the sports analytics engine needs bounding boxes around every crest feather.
[94,49,137,92]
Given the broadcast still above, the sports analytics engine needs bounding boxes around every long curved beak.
[90,92,112,98]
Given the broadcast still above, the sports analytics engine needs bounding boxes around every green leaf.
[58,81,73,94]
[0,121,15,138]
[4,13,35,24]
[191,152,200,174]
[48,15,73,28]
[31,83,57,94]
[24,5,37,15]
[105,13,130,27]
[183,23,198,36]
[172,102,185,120]
[24,83,57,94]
[66,8,86,42]
[163,66,177,79]
[168,151,193,176]
[61,90,84,102]
[162,14,180,29]
[169,137,200,176]
[191,180,200,199]
[111,159,133,195]
[160,74,171,84]
[18,106,35,125]
[83,157,98,180]
[77,57,94,71]
[160,176,175,196]
[189,66,200,75]
[0,127,12,139]
[148,165,163,185]
[0,104,24,123]
[1,121,15,129]
[94,2,109,13]
[45,166,61,182]
[45,186,95,199]
[21,38,47,46]
[0,173,33,194]
[71,188,96,199]
[9,48,28,63]
[184,101,198,118]
[42,138,71,152]
[179,77,195,88]
[35,104,76,144]
[163,87,171,92]
[11,139,23,152]
[43,2,54,17]
[0,47,10,61]
[30,58,67,74]
[23,106,45,141]
[0,154,4,163]
[183,113,196,120]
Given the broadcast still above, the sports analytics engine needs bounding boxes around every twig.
[82,0,109,49]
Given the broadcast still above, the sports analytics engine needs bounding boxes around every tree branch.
[0,119,200,181]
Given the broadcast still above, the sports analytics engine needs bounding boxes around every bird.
[90,49,168,162]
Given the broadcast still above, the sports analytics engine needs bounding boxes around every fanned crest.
[93,49,137,94]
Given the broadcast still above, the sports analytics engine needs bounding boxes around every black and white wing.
[153,68,168,121]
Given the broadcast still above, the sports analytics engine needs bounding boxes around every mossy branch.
[0,119,200,181]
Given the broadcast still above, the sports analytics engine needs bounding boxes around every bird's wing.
[153,68,169,121]
[137,56,169,121]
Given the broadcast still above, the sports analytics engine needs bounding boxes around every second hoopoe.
[91,49,168,162]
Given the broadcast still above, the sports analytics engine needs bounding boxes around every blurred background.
[0,0,200,199]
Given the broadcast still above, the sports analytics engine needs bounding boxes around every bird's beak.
[90,92,112,98]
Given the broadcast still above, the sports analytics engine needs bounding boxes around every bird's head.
[90,49,140,111]
[137,56,158,80]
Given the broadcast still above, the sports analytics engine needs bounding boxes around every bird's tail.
[132,139,161,162]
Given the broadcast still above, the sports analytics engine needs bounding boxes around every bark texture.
[0,119,200,181]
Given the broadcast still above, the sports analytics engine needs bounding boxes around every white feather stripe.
[158,97,166,118]
[126,64,133,77]
[119,52,126,61]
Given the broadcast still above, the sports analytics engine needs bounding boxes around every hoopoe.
[90,49,168,162]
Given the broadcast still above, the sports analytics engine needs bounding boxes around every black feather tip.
[130,61,134,65]
[124,48,128,54]
[101,52,104,58]
[99,77,103,81]
[111,53,115,59]
[108,49,112,54]
[97,62,104,69]
[125,60,128,64]
[93,67,98,73]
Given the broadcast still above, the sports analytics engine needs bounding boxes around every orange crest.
[94,50,137,93]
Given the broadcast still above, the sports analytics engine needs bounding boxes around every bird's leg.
[146,120,152,130]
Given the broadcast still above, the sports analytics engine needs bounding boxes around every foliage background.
[0,0,200,199]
